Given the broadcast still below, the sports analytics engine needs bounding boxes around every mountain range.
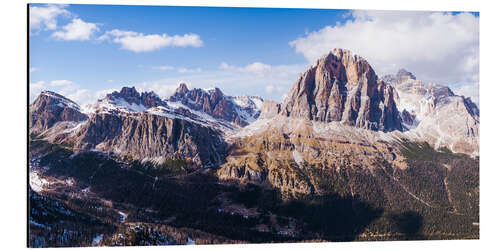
[29,48,479,246]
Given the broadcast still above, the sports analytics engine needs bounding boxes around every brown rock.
[280,48,402,131]
[260,100,281,119]
[29,91,88,134]
[71,112,227,167]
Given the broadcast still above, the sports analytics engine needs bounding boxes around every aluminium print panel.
[28,3,479,247]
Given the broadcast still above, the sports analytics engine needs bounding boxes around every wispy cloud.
[30,59,305,105]
[29,81,45,103]
[98,29,203,52]
[30,79,97,105]
[152,65,175,71]
[48,79,75,87]
[138,62,306,101]
[452,82,480,107]
[29,67,38,73]
[29,4,69,33]
[290,11,479,85]
[152,65,202,73]
[220,62,272,76]
[265,85,286,95]
[177,67,202,73]
[137,82,182,98]
[51,18,99,41]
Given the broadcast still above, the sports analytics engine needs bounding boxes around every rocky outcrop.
[29,91,88,134]
[71,112,227,167]
[218,119,407,197]
[169,84,261,127]
[259,100,281,119]
[29,88,229,167]
[380,68,416,85]
[280,48,402,132]
[383,69,480,155]
[106,87,167,109]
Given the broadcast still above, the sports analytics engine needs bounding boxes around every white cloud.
[48,79,74,87]
[452,82,480,107]
[30,79,96,105]
[29,67,38,73]
[178,67,202,73]
[29,81,45,103]
[135,62,306,102]
[29,4,69,33]
[51,18,99,41]
[220,62,272,76]
[137,82,182,98]
[99,29,203,52]
[95,88,120,100]
[152,65,201,73]
[66,89,93,105]
[48,80,83,100]
[152,65,175,71]
[31,60,303,106]
[265,85,286,94]
[217,62,305,99]
[290,10,479,85]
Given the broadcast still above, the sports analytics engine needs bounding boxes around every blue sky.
[29,4,479,105]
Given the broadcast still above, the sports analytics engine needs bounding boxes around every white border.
[1,1,497,249]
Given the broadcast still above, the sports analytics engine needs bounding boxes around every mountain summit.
[169,83,262,127]
[280,48,402,131]
[106,86,166,109]
[383,69,480,154]
[29,91,88,134]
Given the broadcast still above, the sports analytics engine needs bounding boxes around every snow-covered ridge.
[228,95,263,124]
[77,86,265,132]
[383,69,479,155]
[82,97,148,115]
[231,96,264,110]
[40,91,81,111]
[147,103,238,132]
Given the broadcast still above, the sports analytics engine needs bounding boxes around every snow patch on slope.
[30,171,50,192]
[85,97,148,114]
[40,91,81,111]
[292,150,304,166]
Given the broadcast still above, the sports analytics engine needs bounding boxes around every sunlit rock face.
[280,48,402,132]
[383,69,479,155]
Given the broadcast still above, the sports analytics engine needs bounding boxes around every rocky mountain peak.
[210,87,224,100]
[396,69,416,81]
[280,48,402,132]
[315,48,378,85]
[104,86,166,110]
[119,86,140,99]
[169,83,262,127]
[382,69,480,155]
[175,83,189,94]
[32,91,82,112]
[381,68,417,85]
[29,90,88,134]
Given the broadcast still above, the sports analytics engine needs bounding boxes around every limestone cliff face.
[259,100,281,119]
[106,86,167,109]
[169,84,261,127]
[29,88,228,167]
[383,69,480,155]
[29,91,88,134]
[280,48,402,132]
[71,112,227,167]
[218,119,407,197]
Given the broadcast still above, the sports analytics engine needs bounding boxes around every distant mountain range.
[29,48,479,246]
